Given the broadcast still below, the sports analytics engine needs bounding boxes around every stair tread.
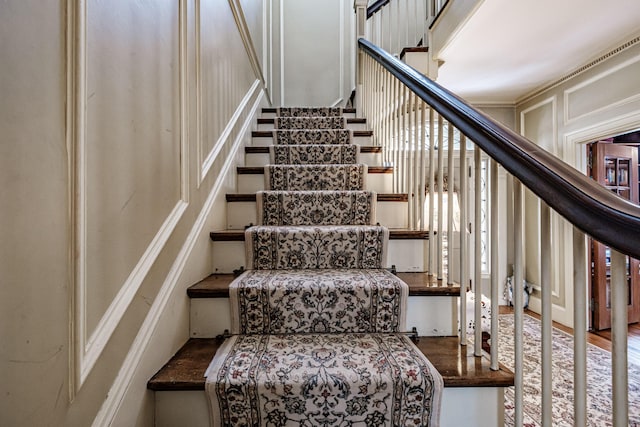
[237,165,392,174]
[210,229,430,241]
[226,193,408,202]
[252,130,373,137]
[245,145,382,154]
[188,272,460,298]
[257,117,365,124]
[261,107,356,114]
[147,337,513,391]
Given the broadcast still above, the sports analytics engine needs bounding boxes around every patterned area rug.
[271,144,359,165]
[266,164,366,191]
[229,269,408,334]
[206,333,443,426]
[273,129,352,145]
[245,225,388,270]
[275,116,346,129]
[256,190,375,226]
[499,313,640,426]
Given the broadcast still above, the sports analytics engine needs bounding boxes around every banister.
[358,37,640,259]
[367,0,391,19]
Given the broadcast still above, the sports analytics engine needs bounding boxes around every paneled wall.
[0,0,267,425]
[516,35,640,327]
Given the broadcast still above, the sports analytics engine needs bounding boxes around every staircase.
[147,107,513,426]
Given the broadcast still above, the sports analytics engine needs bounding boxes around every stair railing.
[357,36,640,427]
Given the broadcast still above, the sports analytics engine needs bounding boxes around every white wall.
[268,0,354,107]
[0,0,267,425]
[516,34,640,327]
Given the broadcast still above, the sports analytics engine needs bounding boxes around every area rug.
[273,129,352,145]
[205,333,443,426]
[256,190,376,226]
[229,268,408,334]
[277,107,343,117]
[244,225,388,270]
[265,164,366,191]
[270,144,359,165]
[498,313,640,426]
[274,116,346,129]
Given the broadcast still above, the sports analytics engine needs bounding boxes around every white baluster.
[513,178,524,426]
[428,109,435,274]
[447,124,454,284]
[490,159,499,370]
[540,202,552,424]
[437,116,444,280]
[474,147,482,356]
[573,228,587,427]
[459,134,467,346]
[611,249,629,427]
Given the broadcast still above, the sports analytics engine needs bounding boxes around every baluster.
[513,178,524,426]
[473,147,482,356]
[447,124,454,284]
[540,202,552,423]
[428,109,436,274]
[573,228,587,427]
[437,116,444,279]
[490,159,499,370]
[412,95,420,230]
[419,101,427,231]
[393,78,400,193]
[459,134,467,346]
[407,91,415,229]
[611,249,629,427]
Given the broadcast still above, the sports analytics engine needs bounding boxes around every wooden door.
[588,142,640,330]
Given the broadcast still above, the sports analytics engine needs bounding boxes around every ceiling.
[434,0,640,104]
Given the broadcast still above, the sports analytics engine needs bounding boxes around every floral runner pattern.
[257,190,375,226]
[271,144,359,165]
[273,129,352,145]
[275,117,346,129]
[229,269,407,334]
[245,225,388,270]
[206,333,442,427]
[266,164,366,191]
[277,107,343,117]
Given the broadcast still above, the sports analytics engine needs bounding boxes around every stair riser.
[211,238,428,274]
[236,171,393,193]
[257,122,367,131]
[189,295,456,338]
[244,151,382,167]
[226,200,408,229]
[154,386,503,427]
[252,134,372,146]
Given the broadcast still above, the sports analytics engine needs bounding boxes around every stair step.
[261,107,357,115]
[187,272,460,298]
[244,145,382,154]
[251,130,373,138]
[225,192,408,202]
[210,229,429,241]
[236,166,392,174]
[147,337,513,391]
[257,117,365,125]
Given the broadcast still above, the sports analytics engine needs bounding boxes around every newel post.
[354,0,367,117]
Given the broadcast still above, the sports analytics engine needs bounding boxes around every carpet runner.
[256,190,376,226]
[229,269,407,334]
[205,107,442,426]
[273,129,352,145]
[270,144,359,165]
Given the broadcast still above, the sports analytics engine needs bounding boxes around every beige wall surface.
[515,35,640,327]
[0,0,266,425]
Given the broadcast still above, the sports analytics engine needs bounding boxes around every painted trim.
[72,0,188,391]
[563,54,640,124]
[200,79,262,183]
[519,96,558,155]
[91,88,265,427]
[195,0,203,187]
[280,0,285,105]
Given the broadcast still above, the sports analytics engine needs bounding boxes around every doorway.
[587,134,640,330]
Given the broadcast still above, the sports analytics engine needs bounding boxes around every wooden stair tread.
[257,117,365,125]
[261,107,356,114]
[226,193,408,202]
[210,229,430,241]
[147,337,513,391]
[245,145,382,154]
[188,272,459,298]
[252,130,373,138]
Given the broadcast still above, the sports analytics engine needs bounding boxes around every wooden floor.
[501,306,640,366]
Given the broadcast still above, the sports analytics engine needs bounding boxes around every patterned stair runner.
[270,144,359,164]
[205,107,443,426]
[256,190,376,226]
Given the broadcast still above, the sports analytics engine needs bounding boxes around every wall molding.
[91,86,265,427]
[70,0,188,393]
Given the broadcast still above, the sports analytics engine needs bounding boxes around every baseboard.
[91,90,265,427]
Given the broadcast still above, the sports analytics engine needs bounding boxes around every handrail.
[367,0,391,19]
[358,37,640,259]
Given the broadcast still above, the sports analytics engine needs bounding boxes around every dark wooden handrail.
[359,38,640,259]
[367,0,391,19]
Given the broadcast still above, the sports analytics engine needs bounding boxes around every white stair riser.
[211,238,428,274]
[154,384,504,427]
[260,111,357,119]
[190,295,457,338]
[226,200,408,230]
[236,171,393,193]
[244,151,382,167]
[252,134,373,146]
[257,122,367,131]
